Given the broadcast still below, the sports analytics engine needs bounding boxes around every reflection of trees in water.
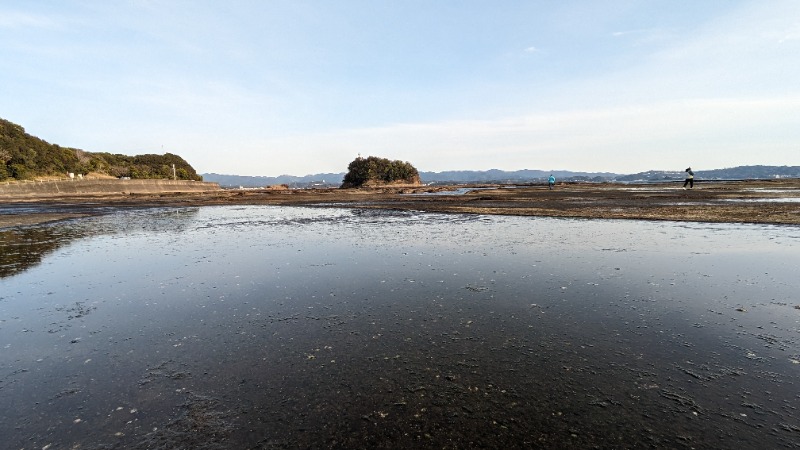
[0,207,200,278]
[0,225,88,278]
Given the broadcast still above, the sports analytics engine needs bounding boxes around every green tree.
[1,118,204,181]
[9,163,29,180]
[341,155,419,188]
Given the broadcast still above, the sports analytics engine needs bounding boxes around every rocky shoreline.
[2,179,800,228]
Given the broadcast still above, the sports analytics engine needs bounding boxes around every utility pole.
[172,164,176,180]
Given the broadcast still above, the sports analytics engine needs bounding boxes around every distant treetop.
[341,155,420,188]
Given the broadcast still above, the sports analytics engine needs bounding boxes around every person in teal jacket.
[548,174,556,190]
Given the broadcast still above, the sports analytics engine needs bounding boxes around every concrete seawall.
[0,179,221,198]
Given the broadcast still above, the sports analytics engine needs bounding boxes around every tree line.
[0,118,202,181]
[341,155,420,188]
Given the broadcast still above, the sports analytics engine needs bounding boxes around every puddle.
[404,186,517,196]
[743,189,800,194]
[720,198,800,203]
[1,206,799,448]
[618,186,680,191]
[404,187,484,196]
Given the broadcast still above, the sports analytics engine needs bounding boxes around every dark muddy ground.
[1,206,799,449]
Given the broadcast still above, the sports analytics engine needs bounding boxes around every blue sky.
[2,1,799,176]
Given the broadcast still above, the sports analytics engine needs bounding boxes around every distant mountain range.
[201,172,347,188]
[420,169,616,184]
[203,165,800,188]
[614,165,800,182]
[201,169,613,188]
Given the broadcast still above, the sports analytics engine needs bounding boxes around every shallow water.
[404,186,517,196]
[1,206,799,449]
[721,198,800,203]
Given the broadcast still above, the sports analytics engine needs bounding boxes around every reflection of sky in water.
[0,207,201,277]
[4,206,799,354]
[402,187,505,196]
[720,197,800,203]
[2,206,799,448]
[743,188,800,193]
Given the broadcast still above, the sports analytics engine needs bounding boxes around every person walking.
[548,174,556,190]
[683,167,694,189]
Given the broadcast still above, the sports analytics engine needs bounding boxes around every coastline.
[2,179,800,228]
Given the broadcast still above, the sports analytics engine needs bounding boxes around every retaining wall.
[0,179,220,198]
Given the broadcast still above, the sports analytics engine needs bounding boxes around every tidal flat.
[1,206,799,449]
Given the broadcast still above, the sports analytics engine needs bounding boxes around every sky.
[2,1,799,177]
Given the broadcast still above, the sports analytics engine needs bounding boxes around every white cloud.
[220,96,800,176]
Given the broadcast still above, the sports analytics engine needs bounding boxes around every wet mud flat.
[1,206,800,449]
[3,178,800,229]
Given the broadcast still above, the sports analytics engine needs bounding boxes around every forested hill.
[0,118,202,181]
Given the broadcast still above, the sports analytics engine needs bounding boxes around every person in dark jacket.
[683,167,694,189]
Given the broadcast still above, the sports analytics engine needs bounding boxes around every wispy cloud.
[611,29,649,37]
[0,11,59,29]
[4,1,799,177]
[233,96,800,176]
[778,24,800,44]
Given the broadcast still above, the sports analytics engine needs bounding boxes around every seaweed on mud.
[139,360,193,386]
[117,393,234,450]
